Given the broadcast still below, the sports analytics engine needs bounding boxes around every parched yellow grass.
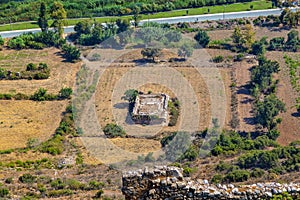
[95,66,211,131]
[95,67,131,127]
[138,83,176,98]
[0,100,67,150]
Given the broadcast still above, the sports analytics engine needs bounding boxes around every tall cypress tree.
[38,2,48,33]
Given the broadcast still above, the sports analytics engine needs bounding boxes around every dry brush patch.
[0,47,81,95]
[0,100,67,150]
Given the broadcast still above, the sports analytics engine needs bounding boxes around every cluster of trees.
[250,57,285,135]
[269,30,299,52]
[70,18,132,47]
[0,63,50,80]
[211,131,279,156]
[38,104,78,156]
[141,48,162,62]
[0,88,72,101]
[213,141,300,183]
[279,8,300,28]
[231,24,255,52]
[5,2,80,62]
[31,87,73,101]
[0,0,256,24]
[7,32,64,50]
[253,9,300,28]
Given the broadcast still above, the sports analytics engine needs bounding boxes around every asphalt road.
[0,8,297,38]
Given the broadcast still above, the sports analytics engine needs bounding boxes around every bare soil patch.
[109,138,161,153]
[219,68,234,130]
[234,60,257,133]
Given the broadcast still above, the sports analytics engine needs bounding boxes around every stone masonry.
[122,166,300,199]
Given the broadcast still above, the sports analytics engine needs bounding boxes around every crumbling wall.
[122,166,300,199]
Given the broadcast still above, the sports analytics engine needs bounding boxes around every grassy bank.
[0,0,272,32]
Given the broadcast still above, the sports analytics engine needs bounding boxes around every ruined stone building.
[132,93,169,125]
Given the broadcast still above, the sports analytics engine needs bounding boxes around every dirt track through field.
[235,60,256,133]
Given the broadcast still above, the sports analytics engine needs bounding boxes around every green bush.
[30,88,57,101]
[39,135,64,155]
[46,189,73,197]
[212,55,224,63]
[50,178,65,190]
[14,93,29,100]
[211,174,223,184]
[66,179,84,190]
[194,30,210,48]
[250,168,265,178]
[168,98,180,126]
[94,189,104,198]
[103,123,126,138]
[58,87,73,99]
[19,174,36,183]
[0,187,9,197]
[62,44,80,61]
[26,63,37,71]
[88,181,104,190]
[5,177,13,184]
[224,169,250,182]
[0,35,4,46]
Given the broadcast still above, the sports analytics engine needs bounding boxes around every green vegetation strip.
[0,1,271,32]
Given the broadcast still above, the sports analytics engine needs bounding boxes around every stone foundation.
[122,166,300,199]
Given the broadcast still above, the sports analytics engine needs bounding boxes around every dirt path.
[235,60,256,133]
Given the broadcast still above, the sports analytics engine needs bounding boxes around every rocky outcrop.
[122,166,300,199]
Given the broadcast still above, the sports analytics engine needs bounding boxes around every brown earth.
[265,51,300,145]
[234,60,257,133]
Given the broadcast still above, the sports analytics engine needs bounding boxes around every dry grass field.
[0,47,81,150]
[0,48,81,94]
[0,100,66,150]
[93,49,212,154]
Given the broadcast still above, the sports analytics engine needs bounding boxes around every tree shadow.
[240,96,253,104]
[113,102,128,109]
[237,85,251,95]
[132,58,152,65]
[292,112,300,117]
[238,130,264,139]
[113,102,135,125]
[125,112,135,125]
[243,117,256,125]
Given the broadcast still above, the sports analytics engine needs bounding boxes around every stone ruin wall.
[122,166,300,199]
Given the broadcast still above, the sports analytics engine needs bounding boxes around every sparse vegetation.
[168,98,180,127]
[1,8,300,199]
